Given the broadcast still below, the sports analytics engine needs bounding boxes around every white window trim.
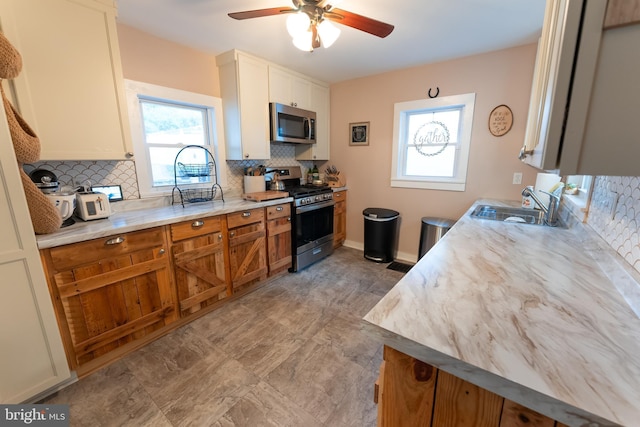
[125,79,227,198]
[391,93,476,192]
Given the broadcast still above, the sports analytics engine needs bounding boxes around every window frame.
[125,79,227,198]
[391,93,476,191]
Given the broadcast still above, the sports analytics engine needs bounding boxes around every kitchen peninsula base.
[375,346,568,427]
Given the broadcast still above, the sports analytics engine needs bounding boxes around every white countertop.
[36,196,293,249]
[363,199,640,427]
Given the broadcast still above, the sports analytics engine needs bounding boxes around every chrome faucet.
[521,184,564,227]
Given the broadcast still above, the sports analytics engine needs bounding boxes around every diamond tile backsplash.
[27,144,322,200]
[588,176,640,274]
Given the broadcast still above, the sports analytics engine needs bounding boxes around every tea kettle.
[269,172,285,191]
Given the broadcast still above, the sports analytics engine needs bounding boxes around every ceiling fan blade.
[228,7,294,20]
[326,8,394,38]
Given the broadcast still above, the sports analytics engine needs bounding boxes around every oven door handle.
[296,199,335,214]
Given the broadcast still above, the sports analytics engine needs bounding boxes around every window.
[125,80,227,198]
[391,93,475,191]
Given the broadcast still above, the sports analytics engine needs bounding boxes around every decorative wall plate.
[488,104,513,137]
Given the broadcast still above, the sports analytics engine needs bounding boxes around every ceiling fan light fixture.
[292,30,313,51]
[317,19,340,48]
[286,12,310,38]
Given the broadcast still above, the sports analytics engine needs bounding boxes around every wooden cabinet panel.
[378,346,436,427]
[228,212,268,292]
[266,203,292,276]
[431,370,503,427]
[170,216,228,317]
[500,399,556,426]
[333,190,347,248]
[42,227,177,372]
[227,208,265,229]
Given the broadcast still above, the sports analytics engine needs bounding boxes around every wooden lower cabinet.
[376,346,562,427]
[40,227,178,375]
[227,208,268,293]
[169,215,229,317]
[333,190,347,248]
[266,203,292,275]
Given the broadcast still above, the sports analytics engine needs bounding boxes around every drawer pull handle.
[276,207,283,211]
[192,220,204,228]
[230,231,236,237]
[242,212,251,218]
[105,236,125,245]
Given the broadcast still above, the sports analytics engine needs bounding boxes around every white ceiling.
[116,0,546,84]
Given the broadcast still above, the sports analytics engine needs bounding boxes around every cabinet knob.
[125,152,134,158]
[287,217,291,221]
[242,212,251,217]
[218,234,223,241]
[230,231,236,237]
[290,102,297,107]
[159,248,166,255]
[105,236,125,245]
[192,220,204,228]
[245,154,250,158]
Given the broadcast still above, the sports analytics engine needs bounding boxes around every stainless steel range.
[267,167,334,272]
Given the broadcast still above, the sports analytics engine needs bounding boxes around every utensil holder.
[244,176,266,193]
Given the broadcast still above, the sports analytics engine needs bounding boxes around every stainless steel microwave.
[269,102,316,144]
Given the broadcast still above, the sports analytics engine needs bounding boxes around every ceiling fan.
[228,0,394,51]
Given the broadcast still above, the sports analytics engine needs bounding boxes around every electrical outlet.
[512,172,523,185]
[601,190,619,219]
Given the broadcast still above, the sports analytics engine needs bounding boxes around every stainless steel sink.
[470,205,547,225]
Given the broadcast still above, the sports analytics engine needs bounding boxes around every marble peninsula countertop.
[36,195,293,249]
[363,199,640,427]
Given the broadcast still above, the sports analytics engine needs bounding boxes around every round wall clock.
[488,104,513,137]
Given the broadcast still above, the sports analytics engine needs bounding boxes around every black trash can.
[418,217,456,261]
[363,208,400,263]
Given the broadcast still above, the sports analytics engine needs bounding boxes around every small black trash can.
[363,208,400,263]
[418,217,456,261]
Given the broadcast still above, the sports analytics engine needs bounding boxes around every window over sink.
[125,80,227,198]
[391,93,475,191]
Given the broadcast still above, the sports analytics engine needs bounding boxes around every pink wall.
[329,44,541,261]
[116,24,220,97]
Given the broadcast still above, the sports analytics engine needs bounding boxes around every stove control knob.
[315,195,322,202]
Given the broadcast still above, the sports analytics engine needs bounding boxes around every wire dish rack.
[171,145,224,206]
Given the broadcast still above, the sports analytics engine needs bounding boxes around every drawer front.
[49,227,165,271]
[266,203,291,220]
[227,208,264,229]
[333,190,347,202]
[170,216,223,242]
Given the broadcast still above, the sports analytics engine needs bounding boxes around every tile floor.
[43,247,404,426]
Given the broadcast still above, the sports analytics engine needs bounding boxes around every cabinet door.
[333,191,347,248]
[268,66,311,109]
[296,83,330,160]
[0,103,70,403]
[266,204,292,275]
[0,0,132,160]
[170,217,229,317]
[228,209,268,292]
[520,0,583,170]
[42,228,177,372]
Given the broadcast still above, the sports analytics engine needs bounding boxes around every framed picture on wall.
[349,122,370,146]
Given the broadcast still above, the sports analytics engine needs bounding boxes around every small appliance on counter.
[45,191,77,227]
[76,191,111,221]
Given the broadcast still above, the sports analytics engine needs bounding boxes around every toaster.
[76,192,111,220]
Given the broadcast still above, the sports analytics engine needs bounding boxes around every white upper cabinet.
[268,66,312,109]
[295,83,330,161]
[0,0,133,160]
[217,50,331,161]
[216,50,270,160]
[521,0,640,175]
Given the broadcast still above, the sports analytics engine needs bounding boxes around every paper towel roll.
[534,173,561,209]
